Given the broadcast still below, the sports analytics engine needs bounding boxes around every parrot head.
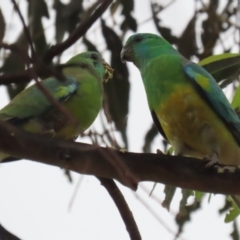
[121,33,176,67]
[67,51,113,82]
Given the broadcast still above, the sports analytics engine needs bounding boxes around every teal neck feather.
[134,39,178,69]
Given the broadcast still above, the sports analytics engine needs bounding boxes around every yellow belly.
[156,86,240,165]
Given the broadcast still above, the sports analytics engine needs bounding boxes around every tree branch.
[11,0,36,60]
[0,223,21,240]
[1,120,240,195]
[42,0,113,63]
[98,177,141,240]
[0,0,113,85]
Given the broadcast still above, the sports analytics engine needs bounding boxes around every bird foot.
[72,135,79,141]
[203,153,219,168]
[41,129,56,137]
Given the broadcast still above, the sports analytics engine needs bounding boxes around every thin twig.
[68,175,84,211]
[133,191,181,239]
[0,42,18,51]
[11,0,36,60]
[0,223,21,240]
[0,0,112,85]
[98,177,142,240]
[98,147,139,190]
[0,42,31,64]
[42,0,113,63]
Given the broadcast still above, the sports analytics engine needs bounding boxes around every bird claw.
[72,135,79,141]
[41,129,56,137]
[203,154,219,168]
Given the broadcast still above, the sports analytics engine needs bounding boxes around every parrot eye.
[91,53,98,60]
[134,35,143,43]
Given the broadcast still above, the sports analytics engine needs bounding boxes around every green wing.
[183,61,240,145]
[0,77,78,124]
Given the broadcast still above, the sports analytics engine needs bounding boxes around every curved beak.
[120,46,132,63]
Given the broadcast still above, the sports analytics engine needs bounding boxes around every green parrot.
[0,51,113,161]
[121,33,240,206]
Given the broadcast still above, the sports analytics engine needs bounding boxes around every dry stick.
[0,0,113,85]
[2,121,240,195]
[93,136,141,240]
[139,183,178,216]
[0,42,32,67]
[98,177,142,240]
[89,136,141,240]
[98,147,139,190]
[0,70,31,85]
[133,192,180,239]
[11,0,36,60]
[87,129,138,190]
[68,175,84,211]
[0,42,20,51]
[0,223,21,240]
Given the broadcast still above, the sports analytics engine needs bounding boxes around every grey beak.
[120,46,131,63]
[120,47,127,63]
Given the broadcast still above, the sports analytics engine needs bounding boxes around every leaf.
[0,8,5,43]
[151,3,178,45]
[101,19,130,148]
[177,15,197,59]
[111,0,137,33]
[179,189,194,217]
[120,15,137,33]
[0,32,29,99]
[194,191,205,201]
[166,145,173,155]
[142,124,158,152]
[225,205,240,223]
[161,185,177,211]
[53,0,66,43]
[28,0,49,56]
[175,198,202,239]
[219,197,233,214]
[200,1,221,59]
[230,221,240,240]
[199,53,240,83]
[110,1,121,16]
[53,0,83,43]
[82,37,98,52]
[142,127,169,154]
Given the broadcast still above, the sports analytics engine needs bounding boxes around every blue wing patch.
[183,61,240,145]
